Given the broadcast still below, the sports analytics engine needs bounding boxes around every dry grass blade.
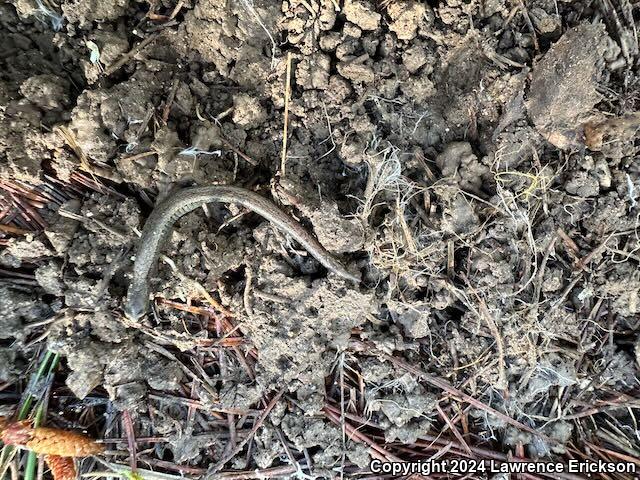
[91,459,188,480]
[54,126,97,181]
[279,52,292,177]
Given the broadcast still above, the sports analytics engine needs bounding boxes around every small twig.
[104,33,160,76]
[220,138,257,166]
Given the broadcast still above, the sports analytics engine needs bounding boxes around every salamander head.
[124,286,149,321]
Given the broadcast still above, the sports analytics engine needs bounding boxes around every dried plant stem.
[280,53,293,177]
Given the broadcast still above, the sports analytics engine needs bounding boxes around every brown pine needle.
[121,410,137,472]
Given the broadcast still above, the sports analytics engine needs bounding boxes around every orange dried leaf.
[26,427,105,457]
[45,455,76,480]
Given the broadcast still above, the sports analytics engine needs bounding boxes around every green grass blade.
[17,351,55,420]
[23,403,46,480]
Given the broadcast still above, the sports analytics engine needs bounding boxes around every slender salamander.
[124,185,360,320]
